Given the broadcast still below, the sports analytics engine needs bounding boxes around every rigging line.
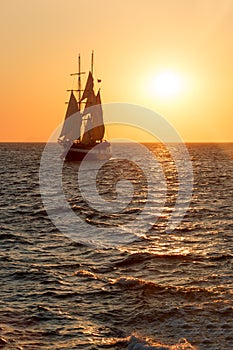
[71,74,76,91]
[91,51,102,88]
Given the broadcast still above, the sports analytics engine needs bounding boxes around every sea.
[0,142,233,350]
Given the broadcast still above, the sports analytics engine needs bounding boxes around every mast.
[91,50,94,75]
[78,54,81,110]
[70,53,85,110]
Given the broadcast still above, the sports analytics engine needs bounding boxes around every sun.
[149,70,183,98]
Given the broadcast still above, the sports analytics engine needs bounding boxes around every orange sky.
[1,0,233,142]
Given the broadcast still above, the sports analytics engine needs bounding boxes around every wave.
[0,337,7,347]
[127,335,197,349]
[0,232,33,245]
[115,252,193,267]
[8,270,62,285]
[73,269,215,301]
[209,254,233,261]
[0,305,73,329]
[74,269,99,279]
[114,251,233,268]
[111,276,213,300]
[0,232,20,240]
[100,335,197,349]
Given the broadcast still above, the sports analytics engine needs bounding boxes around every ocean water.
[0,142,233,349]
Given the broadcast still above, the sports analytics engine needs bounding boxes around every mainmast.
[78,54,81,109]
[91,50,94,75]
[70,53,85,110]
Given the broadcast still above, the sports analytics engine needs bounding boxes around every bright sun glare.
[149,70,183,98]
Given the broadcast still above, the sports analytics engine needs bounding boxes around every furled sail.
[59,91,82,141]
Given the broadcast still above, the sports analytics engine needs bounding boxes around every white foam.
[128,336,196,350]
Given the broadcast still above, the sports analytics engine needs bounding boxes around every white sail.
[81,116,92,144]
[59,91,82,141]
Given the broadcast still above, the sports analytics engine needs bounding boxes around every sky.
[1,0,233,142]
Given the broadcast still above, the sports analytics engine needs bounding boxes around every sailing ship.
[58,52,111,161]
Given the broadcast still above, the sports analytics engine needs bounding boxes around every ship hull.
[62,141,111,162]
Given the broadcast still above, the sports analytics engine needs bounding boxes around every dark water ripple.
[0,143,233,349]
